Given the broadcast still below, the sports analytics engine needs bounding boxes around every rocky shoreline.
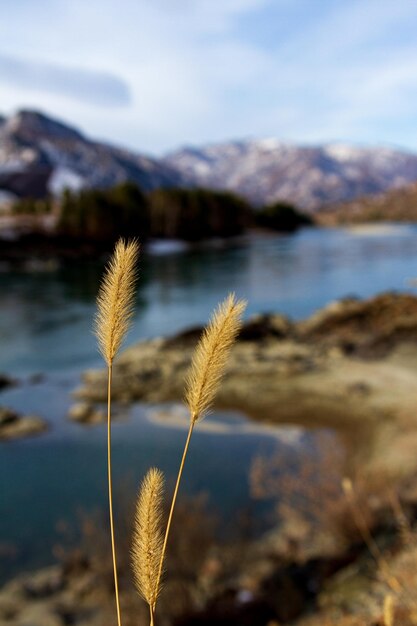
[1,496,415,626]
[4,292,417,624]
[76,292,417,478]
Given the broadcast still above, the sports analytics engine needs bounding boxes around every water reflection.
[2,226,417,375]
[1,224,417,579]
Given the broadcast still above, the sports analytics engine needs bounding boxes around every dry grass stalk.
[152,293,246,614]
[95,238,139,366]
[185,292,247,422]
[95,238,140,626]
[389,490,412,547]
[342,478,381,559]
[132,468,165,625]
[383,594,394,626]
[251,431,345,547]
[342,478,402,595]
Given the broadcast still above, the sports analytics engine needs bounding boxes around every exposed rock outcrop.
[67,402,105,425]
[0,407,48,441]
[75,293,417,475]
[0,373,16,391]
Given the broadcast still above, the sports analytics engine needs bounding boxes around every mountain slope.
[317,180,417,225]
[164,139,417,211]
[3,110,417,213]
[0,110,187,199]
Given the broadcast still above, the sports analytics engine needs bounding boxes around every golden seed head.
[95,238,139,365]
[131,467,165,607]
[185,292,247,422]
[342,477,353,495]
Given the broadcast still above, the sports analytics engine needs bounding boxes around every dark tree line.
[58,184,252,243]
[148,188,250,241]
[256,201,313,232]
[58,183,149,242]
[12,182,313,244]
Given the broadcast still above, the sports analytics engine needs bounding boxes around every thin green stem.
[153,419,195,610]
[107,364,123,626]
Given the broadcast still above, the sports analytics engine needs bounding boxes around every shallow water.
[0,373,319,582]
[2,225,417,377]
[1,224,417,580]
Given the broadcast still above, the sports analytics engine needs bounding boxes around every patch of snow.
[48,167,85,195]
[20,148,38,164]
[193,161,211,176]
[324,144,364,162]
[0,158,27,172]
[256,137,283,151]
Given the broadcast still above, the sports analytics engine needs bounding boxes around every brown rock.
[0,408,48,441]
[16,603,64,626]
[73,293,417,479]
[67,402,105,425]
[0,373,16,391]
[22,566,64,599]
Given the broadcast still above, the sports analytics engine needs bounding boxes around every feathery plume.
[152,294,247,616]
[185,293,246,422]
[132,468,165,607]
[95,239,139,365]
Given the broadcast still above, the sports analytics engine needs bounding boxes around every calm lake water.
[1,224,417,581]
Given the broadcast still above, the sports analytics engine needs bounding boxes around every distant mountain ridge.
[2,109,417,211]
[0,110,187,200]
[164,139,417,211]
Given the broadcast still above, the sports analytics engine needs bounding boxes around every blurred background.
[3,2,417,625]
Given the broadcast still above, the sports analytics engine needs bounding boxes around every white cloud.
[1,0,417,153]
[0,54,131,106]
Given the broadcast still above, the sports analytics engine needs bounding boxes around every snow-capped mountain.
[0,110,187,199]
[2,110,417,212]
[164,139,417,211]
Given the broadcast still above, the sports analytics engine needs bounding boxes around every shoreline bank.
[75,292,417,480]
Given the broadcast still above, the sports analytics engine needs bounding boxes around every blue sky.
[2,0,417,155]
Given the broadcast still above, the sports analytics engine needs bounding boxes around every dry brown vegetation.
[67,278,417,625]
[95,242,246,626]
[6,240,417,625]
[95,238,139,367]
[95,238,140,626]
[132,468,165,614]
[185,294,247,422]
[52,495,222,626]
[48,458,417,626]
[249,431,388,550]
[248,426,417,626]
